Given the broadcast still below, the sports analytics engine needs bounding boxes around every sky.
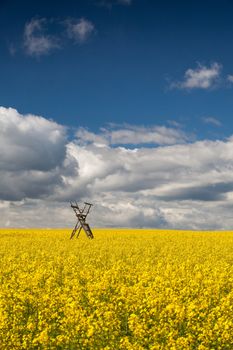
[1,0,233,229]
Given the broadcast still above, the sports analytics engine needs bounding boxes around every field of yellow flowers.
[0,228,233,349]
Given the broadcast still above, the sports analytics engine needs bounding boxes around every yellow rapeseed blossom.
[0,228,233,349]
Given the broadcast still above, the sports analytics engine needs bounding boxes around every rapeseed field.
[0,228,233,349]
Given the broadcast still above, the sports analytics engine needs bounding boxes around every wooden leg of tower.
[70,229,76,239]
[70,222,79,239]
[76,226,82,239]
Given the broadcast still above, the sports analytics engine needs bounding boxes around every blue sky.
[1,0,233,136]
[1,0,233,228]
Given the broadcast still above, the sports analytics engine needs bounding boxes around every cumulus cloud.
[62,136,233,229]
[64,138,233,198]
[2,107,233,229]
[51,136,233,230]
[0,107,69,202]
[172,62,221,90]
[76,124,188,146]
[0,107,67,171]
[0,169,63,201]
[227,74,233,83]
[23,18,60,56]
[65,18,95,43]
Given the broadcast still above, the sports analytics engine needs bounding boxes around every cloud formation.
[76,124,188,146]
[227,74,233,83]
[1,107,233,229]
[0,107,67,171]
[65,18,95,43]
[23,18,60,56]
[23,17,95,57]
[0,107,68,201]
[202,117,222,127]
[172,62,221,90]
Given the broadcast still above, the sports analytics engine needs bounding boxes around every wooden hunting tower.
[70,201,94,239]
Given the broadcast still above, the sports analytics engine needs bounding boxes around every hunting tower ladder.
[70,201,94,239]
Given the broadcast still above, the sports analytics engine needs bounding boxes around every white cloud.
[202,117,222,127]
[23,18,60,56]
[58,137,233,229]
[227,74,233,83]
[2,107,233,229]
[22,17,95,57]
[76,124,188,146]
[0,107,67,171]
[0,107,68,201]
[172,62,221,90]
[66,18,95,43]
